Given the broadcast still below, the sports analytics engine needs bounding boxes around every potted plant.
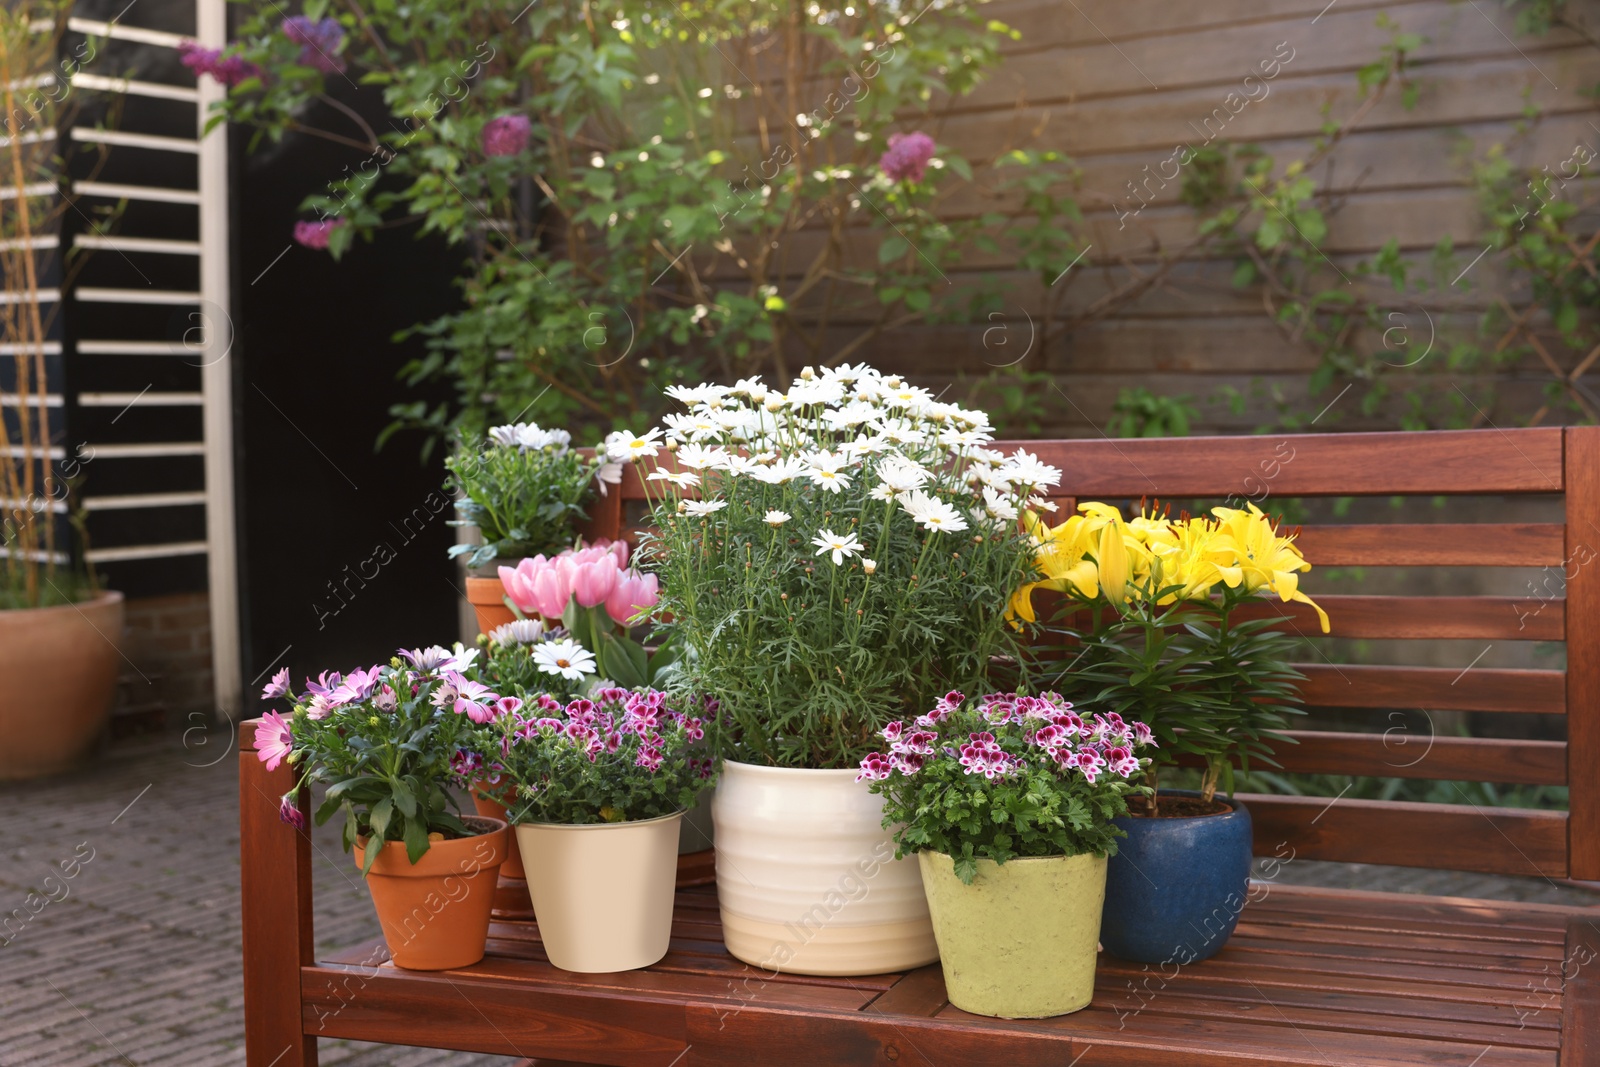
[1009,502,1327,965]
[861,690,1153,1017]
[636,364,1055,976]
[0,3,124,781]
[446,421,622,633]
[473,686,715,972]
[253,652,509,970]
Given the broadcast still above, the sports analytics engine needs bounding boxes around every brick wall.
[111,592,215,737]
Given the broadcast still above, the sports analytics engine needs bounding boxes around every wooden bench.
[240,426,1600,1066]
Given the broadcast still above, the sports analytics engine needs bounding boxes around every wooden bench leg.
[241,719,318,1066]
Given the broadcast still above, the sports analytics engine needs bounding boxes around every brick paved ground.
[2,734,1596,1065]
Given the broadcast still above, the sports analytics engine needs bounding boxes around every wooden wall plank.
[1563,427,1600,881]
[239,719,318,1067]
[1298,664,1566,715]
[1229,595,1561,641]
[1252,731,1567,785]
[1241,793,1568,877]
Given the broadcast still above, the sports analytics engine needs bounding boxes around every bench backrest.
[587,426,1599,881]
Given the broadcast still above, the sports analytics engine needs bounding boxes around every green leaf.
[878,234,908,264]
[403,815,431,864]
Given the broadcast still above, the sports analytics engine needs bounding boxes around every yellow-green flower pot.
[918,850,1106,1018]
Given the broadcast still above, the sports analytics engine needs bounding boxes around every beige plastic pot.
[0,591,124,780]
[713,761,938,977]
[354,815,508,971]
[515,811,682,972]
[918,850,1107,1018]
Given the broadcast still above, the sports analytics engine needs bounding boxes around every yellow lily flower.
[1209,504,1329,633]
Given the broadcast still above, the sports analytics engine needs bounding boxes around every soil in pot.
[355,815,508,970]
[1099,789,1252,965]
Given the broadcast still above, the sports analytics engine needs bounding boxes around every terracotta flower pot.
[464,575,515,636]
[0,591,124,780]
[354,815,508,970]
[516,812,682,972]
[919,850,1106,1018]
[472,788,526,880]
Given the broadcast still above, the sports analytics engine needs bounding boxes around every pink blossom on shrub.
[178,42,263,87]
[879,131,936,183]
[482,115,531,157]
[293,218,344,250]
[282,15,346,74]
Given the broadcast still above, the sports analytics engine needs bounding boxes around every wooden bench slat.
[996,428,1565,497]
[1242,794,1568,878]
[1247,731,1568,786]
[1229,593,1562,640]
[1252,882,1582,924]
[1297,663,1566,714]
[1226,924,1568,968]
[1097,975,1560,1044]
[1237,903,1571,946]
[1563,427,1600,881]
[1562,917,1600,1066]
[1293,523,1567,567]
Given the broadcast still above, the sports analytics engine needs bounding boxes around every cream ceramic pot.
[515,811,682,972]
[712,761,938,976]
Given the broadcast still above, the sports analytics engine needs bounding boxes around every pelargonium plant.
[445,421,625,570]
[472,687,716,825]
[860,691,1154,884]
[636,363,1057,769]
[498,538,672,688]
[253,644,513,873]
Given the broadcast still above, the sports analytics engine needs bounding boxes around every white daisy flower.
[870,456,930,501]
[489,619,546,646]
[730,376,769,402]
[751,457,808,485]
[900,489,970,534]
[722,454,763,476]
[595,460,624,496]
[939,427,993,451]
[862,558,878,575]
[532,638,598,681]
[812,528,864,566]
[648,468,701,489]
[609,427,665,461]
[764,510,791,526]
[683,499,728,517]
[982,485,1020,525]
[674,444,726,470]
[1002,448,1062,490]
[1027,494,1060,513]
[806,466,852,494]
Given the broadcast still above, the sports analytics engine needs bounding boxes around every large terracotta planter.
[919,850,1106,1018]
[464,575,515,636]
[354,815,508,970]
[516,811,682,972]
[0,591,124,780]
[712,761,938,976]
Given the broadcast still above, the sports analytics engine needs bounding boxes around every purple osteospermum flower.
[879,131,936,183]
[293,218,344,250]
[856,752,892,782]
[278,794,307,830]
[260,666,290,701]
[372,685,398,712]
[282,15,346,74]
[254,711,294,771]
[481,115,531,157]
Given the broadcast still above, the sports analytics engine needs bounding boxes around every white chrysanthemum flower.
[939,427,993,451]
[822,400,879,429]
[665,383,730,407]
[869,456,930,501]
[648,468,701,489]
[802,449,850,473]
[595,460,623,496]
[722,454,763,476]
[488,424,520,447]
[862,557,878,575]
[883,382,933,412]
[900,489,970,534]
[824,362,878,386]
[812,528,864,566]
[840,434,889,460]
[730,376,769,402]
[751,458,808,485]
[876,422,927,446]
[683,499,728,517]
[787,378,846,408]
[1027,494,1060,513]
[489,619,546,646]
[764,510,791,526]
[1001,448,1062,490]
[968,446,1008,468]
[532,638,597,681]
[609,427,664,461]
[806,466,852,494]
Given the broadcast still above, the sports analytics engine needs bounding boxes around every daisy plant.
[252,645,508,873]
[1010,502,1328,808]
[445,421,626,570]
[472,686,717,825]
[635,363,1055,769]
[860,691,1155,884]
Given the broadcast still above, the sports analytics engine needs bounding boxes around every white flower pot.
[712,761,939,976]
[515,812,683,972]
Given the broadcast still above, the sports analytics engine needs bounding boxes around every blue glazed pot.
[1099,790,1252,965]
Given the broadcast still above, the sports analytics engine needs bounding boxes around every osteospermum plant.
[473,687,717,825]
[861,691,1154,884]
[253,644,511,873]
[635,363,1056,768]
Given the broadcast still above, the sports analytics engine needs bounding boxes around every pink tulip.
[531,563,571,619]
[573,555,621,608]
[498,554,547,616]
[605,571,660,627]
